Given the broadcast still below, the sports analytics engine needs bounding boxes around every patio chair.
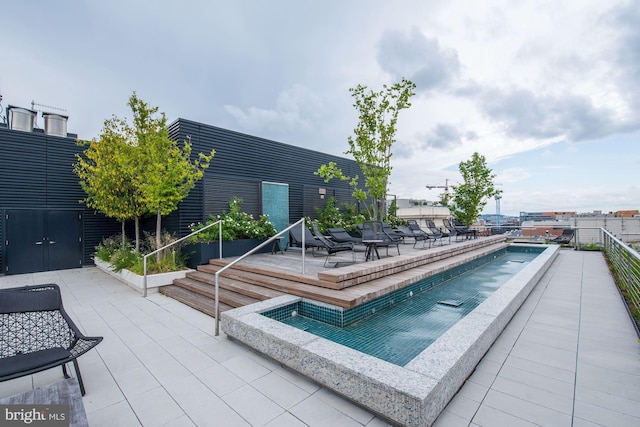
[382,223,406,244]
[326,227,363,244]
[0,284,103,396]
[552,229,575,245]
[449,219,477,239]
[425,219,448,245]
[289,223,326,256]
[311,222,356,266]
[392,225,416,242]
[406,220,434,249]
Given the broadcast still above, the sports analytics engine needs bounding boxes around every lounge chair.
[289,223,326,256]
[382,223,406,244]
[406,220,434,249]
[425,219,448,245]
[442,219,462,242]
[327,227,363,244]
[392,225,416,242]
[552,229,575,245]
[361,221,401,260]
[311,222,356,266]
[449,219,477,239]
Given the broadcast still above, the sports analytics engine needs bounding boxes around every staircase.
[159,260,322,318]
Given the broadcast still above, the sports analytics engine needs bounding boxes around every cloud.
[224,84,324,134]
[376,27,460,91]
[475,87,623,142]
[417,123,474,150]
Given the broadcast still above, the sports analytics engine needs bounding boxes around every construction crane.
[425,179,449,192]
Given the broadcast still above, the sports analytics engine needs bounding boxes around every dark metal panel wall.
[0,127,122,269]
[170,119,362,234]
[0,129,47,207]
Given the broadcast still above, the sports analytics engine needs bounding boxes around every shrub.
[190,197,276,242]
[95,231,186,274]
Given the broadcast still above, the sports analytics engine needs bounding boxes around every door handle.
[35,241,43,245]
[49,241,56,245]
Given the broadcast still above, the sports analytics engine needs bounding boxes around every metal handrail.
[602,228,640,324]
[143,220,222,297]
[213,218,306,336]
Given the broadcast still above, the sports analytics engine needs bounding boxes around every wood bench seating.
[0,284,103,396]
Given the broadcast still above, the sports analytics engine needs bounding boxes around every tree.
[316,78,415,221]
[449,152,501,226]
[75,93,215,255]
[127,94,214,259]
[74,114,147,247]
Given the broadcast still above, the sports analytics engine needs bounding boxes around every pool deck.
[1,247,639,426]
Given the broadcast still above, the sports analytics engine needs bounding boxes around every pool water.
[279,250,538,366]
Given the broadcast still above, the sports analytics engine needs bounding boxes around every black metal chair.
[311,222,356,266]
[326,227,363,244]
[289,222,326,256]
[406,220,434,248]
[425,219,448,245]
[0,284,103,396]
[552,229,575,244]
[361,221,401,260]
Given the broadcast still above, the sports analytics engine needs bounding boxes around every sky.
[2,0,639,217]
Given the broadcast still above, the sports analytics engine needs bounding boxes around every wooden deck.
[160,235,507,317]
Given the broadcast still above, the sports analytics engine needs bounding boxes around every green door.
[262,182,289,249]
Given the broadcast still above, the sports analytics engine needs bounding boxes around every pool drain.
[437,300,463,307]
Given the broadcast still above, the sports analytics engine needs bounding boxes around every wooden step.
[183,271,286,300]
[195,265,356,307]
[205,259,326,287]
[160,285,233,317]
[171,277,261,308]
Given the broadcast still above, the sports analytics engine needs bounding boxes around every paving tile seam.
[467,251,568,425]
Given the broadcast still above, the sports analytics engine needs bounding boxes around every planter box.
[94,259,193,294]
[184,239,271,269]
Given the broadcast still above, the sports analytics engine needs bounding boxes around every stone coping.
[221,243,559,427]
[94,259,193,294]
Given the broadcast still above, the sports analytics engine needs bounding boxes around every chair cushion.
[0,347,70,378]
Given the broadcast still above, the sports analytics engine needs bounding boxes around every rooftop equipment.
[7,105,37,132]
[42,112,68,137]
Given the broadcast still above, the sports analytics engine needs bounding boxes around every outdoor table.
[362,239,383,261]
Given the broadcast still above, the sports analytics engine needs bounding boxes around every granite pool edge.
[221,244,559,426]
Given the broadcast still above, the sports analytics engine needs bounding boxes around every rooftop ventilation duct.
[43,112,68,137]
[7,106,36,132]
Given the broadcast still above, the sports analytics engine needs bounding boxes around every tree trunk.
[156,209,162,262]
[121,220,126,247]
[134,216,140,252]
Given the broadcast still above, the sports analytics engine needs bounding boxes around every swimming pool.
[265,248,538,365]
[222,243,559,427]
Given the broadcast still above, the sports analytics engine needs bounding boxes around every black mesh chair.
[311,222,356,266]
[0,284,103,395]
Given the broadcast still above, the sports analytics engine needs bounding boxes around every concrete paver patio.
[1,249,638,426]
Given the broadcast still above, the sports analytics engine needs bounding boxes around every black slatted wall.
[168,119,361,236]
[0,127,121,269]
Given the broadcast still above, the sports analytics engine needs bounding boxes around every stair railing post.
[215,271,220,336]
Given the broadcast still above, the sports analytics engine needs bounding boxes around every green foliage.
[190,198,276,242]
[316,78,416,221]
[385,199,407,227]
[449,152,501,226]
[109,247,140,273]
[95,231,186,274]
[75,92,214,254]
[312,196,365,233]
[95,235,132,263]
